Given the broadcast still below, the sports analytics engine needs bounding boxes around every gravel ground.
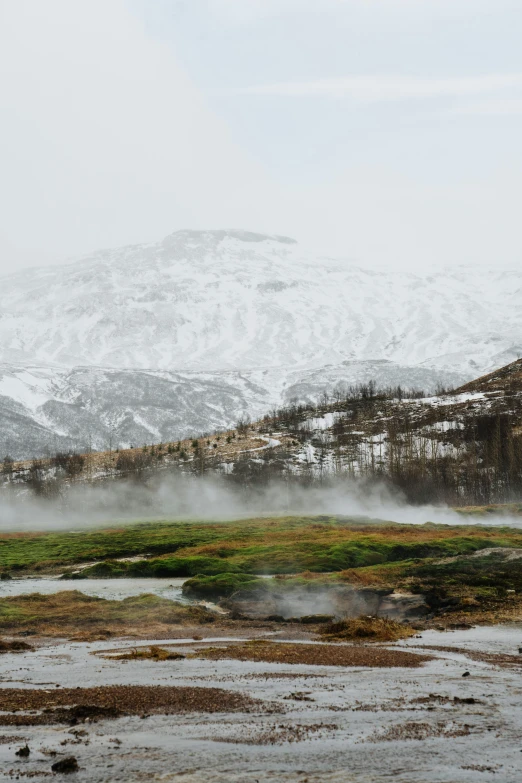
[0,627,522,782]
[193,641,432,668]
[0,685,263,725]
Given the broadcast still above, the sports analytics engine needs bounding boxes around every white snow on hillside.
[1,229,520,376]
[0,228,520,458]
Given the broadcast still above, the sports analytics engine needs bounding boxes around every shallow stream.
[2,625,522,781]
[0,577,188,602]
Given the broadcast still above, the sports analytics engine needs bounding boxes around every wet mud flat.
[1,626,522,782]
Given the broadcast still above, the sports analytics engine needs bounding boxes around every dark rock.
[0,572,12,580]
[462,671,471,677]
[51,756,79,774]
[15,745,30,757]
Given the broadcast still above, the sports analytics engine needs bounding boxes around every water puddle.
[0,577,188,603]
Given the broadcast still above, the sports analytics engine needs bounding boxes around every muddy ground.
[1,623,522,782]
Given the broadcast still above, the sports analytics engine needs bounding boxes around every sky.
[1,0,522,273]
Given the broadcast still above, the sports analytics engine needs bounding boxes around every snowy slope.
[0,363,272,459]
[0,360,464,460]
[0,228,520,458]
[1,229,520,376]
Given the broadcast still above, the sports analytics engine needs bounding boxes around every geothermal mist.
[0,475,519,532]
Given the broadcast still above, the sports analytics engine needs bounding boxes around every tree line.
[2,380,521,507]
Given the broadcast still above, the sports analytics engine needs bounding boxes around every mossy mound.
[70,556,242,580]
[182,573,262,600]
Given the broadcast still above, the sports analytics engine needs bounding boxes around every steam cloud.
[0,475,519,532]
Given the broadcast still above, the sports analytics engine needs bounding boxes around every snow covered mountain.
[0,229,520,458]
[2,229,520,375]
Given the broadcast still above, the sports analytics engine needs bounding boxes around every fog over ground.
[0,476,518,532]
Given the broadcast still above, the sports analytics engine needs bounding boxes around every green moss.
[182,573,262,600]
[0,590,215,634]
[77,555,242,579]
[2,515,522,583]
[407,555,522,591]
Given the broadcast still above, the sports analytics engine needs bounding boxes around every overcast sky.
[1,0,522,273]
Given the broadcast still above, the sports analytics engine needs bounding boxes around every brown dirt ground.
[0,685,264,727]
[193,640,432,668]
[319,616,416,643]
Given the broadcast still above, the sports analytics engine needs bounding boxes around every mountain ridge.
[2,228,520,374]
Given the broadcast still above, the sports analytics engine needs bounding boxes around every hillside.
[453,358,522,395]
[0,359,464,460]
[3,358,522,507]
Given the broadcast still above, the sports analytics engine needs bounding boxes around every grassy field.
[2,516,522,633]
[0,591,215,638]
[2,515,522,578]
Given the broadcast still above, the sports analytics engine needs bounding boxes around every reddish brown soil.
[194,640,432,668]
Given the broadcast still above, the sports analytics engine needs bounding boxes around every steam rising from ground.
[0,475,520,532]
[223,582,425,621]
